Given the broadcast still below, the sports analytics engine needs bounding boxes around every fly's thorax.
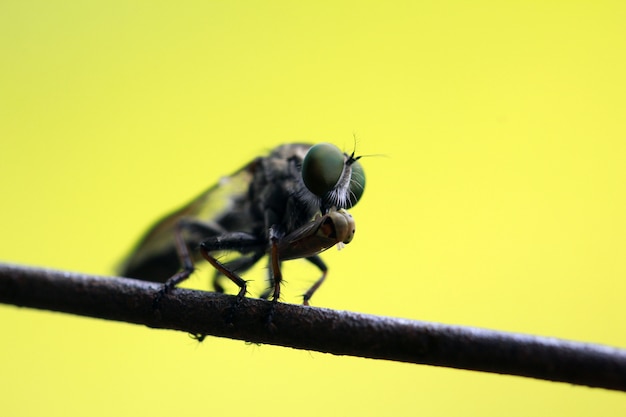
[246,143,319,238]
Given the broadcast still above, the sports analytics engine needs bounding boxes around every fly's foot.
[223,283,248,325]
[264,297,279,333]
[152,268,194,313]
[224,296,242,326]
[190,333,207,342]
[152,281,174,312]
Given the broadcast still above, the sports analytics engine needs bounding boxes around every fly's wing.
[119,161,256,282]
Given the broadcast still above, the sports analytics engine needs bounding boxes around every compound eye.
[347,160,365,208]
[302,143,344,197]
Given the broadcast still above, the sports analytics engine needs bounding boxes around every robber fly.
[119,143,365,306]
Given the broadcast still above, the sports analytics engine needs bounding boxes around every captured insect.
[119,143,366,306]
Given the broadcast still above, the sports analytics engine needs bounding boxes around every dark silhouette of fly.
[119,143,365,305]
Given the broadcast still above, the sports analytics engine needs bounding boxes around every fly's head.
[301,143,366,213]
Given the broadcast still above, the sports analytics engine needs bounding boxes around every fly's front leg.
[268,227,283,303]
[259,257,282,300]
[263,227,284,329]
[302,255,328,306]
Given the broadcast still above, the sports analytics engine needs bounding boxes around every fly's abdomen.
[121,248,182,282]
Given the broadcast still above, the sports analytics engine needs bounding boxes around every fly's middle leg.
[200,251,248,299]
[199,233,266,325]
[211,250,266,294]
[199,232,266,300]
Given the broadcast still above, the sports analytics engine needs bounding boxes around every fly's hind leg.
[154,219,263,307]
[302,255,328,306]
[153,219,200,309]
[154,218,228,308]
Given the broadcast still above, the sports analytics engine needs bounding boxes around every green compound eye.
[302,143,366,209]
[302,143,345,197]
[347,159,365,208]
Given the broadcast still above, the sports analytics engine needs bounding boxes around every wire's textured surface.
[1,263,625,392]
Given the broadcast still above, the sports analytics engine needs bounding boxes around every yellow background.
[1,1,625,415]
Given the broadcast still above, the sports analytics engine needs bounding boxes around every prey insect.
[119,143,365,307]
